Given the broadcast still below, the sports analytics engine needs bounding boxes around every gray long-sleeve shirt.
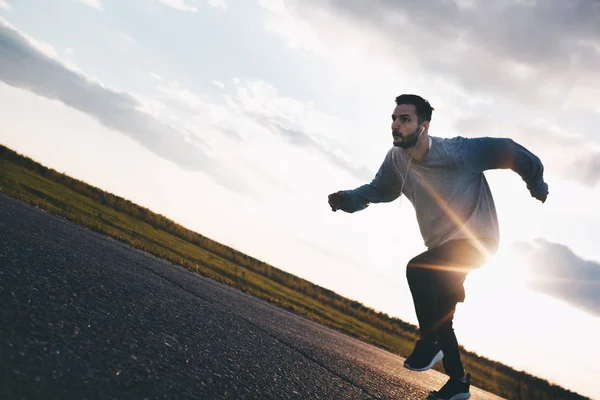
[339,136,548,250]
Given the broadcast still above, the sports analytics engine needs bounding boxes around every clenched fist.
[530,181,549,203]
[328,191,346,212]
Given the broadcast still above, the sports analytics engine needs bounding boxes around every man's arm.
[460,137,549,202]
[331,150,403,213]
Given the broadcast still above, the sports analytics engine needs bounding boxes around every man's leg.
[433,240,487,378]
[437,305,465,379]
[404,240,488,372]
[428,310,473,400]
[403,246,450,371]
[406,250,441,342]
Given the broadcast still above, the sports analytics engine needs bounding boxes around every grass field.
[0,144,588,400]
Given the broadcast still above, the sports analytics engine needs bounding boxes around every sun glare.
[465,246,532,296]
[453,244,600,399]
[453,245,538,358]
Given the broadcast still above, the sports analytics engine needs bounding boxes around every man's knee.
[437,317,455,334]
[406,257,428,283]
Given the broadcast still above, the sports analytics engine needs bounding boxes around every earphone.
[399,125,425,198]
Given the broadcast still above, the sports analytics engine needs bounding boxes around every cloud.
[0,18,257,195]
[155,0,226,12]
[0,17,371,195]
[74,0,104,11]
[224,79,373,181]
[249,115,372,181]
[119,32,137,46]
[454,116,600,187]
[156,0,198,12]
[153,80,238,137]
[513,240,600,317]
[206,0,226,9]
[576,156,600,187]
[149,72,164,82]
[149,77,373,181]
[0,1,10,11]
[259,0,600,113]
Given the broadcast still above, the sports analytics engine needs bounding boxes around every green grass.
[0,144,589,400]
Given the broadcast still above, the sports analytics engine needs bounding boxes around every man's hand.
[530,181,549,203]
[328,191,346,212]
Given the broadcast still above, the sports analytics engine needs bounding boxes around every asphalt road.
[0,193,506,400]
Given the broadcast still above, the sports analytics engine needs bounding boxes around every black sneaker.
[403,339,443,371]
[428,374,471,400]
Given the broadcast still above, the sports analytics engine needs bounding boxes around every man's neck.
[404,133,431,161]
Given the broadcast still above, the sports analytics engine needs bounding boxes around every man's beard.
[393,126,422,149]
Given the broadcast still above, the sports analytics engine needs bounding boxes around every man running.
[327,94,548,400]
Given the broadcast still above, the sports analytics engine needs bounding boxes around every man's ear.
[422,121,430,130]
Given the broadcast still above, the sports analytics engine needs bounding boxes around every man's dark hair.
[395,94,435,123]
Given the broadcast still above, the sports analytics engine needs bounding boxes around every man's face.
[391,104,426,149]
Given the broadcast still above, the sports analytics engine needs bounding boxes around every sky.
[1,0,599,398]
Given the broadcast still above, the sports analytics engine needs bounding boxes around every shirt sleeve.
[339,149,403,213]
[459,136,548,197]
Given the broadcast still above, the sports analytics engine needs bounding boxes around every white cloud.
[258,0,326,54]
[64,47,75,56]
[157,81,207,111]
[224,79,372,180]
[149,72,164,82]
[74,0,104,11]
[156,0,198,12]
[131,94,168,119]
[155,81,233,128]
[321,0,600,104]
[0,17,57,58]
[150,77,371,181]
[0,16,371,199]
[0,18,263,196]
[206,0,227,10]
[156,0,227,12]
[0,1,10,11]
[119,32,137,46]
[258,0,600,135]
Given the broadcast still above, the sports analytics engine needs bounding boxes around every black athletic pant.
[406,239,493,378]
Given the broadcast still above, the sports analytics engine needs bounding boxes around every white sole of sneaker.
[403,350,444,371]
[428,392,470,400]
